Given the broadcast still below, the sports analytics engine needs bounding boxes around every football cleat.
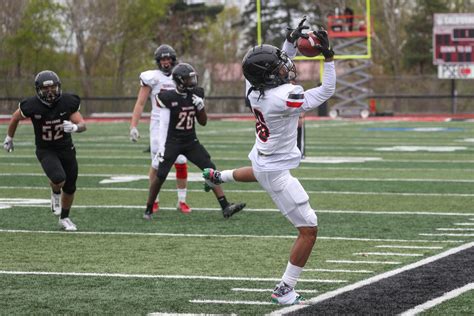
[152,201,159,213]
[271,282,305,305]
[203,180,214,192]
[223,202,246,219]
[51,192,61,215]
[202,168,223,185]
[177,201,191,214]
[143,206,153,220]
[59,218,77,231]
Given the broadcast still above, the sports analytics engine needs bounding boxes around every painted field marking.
[420,233,474,237]
[453,223,474,226]
[190,299,272,306]
[231,288,318,293]
[0,270,344,283]
[1,185,474,197]
[4,155,474,164]
[326,260,401,265]
[4,172,474,184]
[353,252,423,257]
[399,283,474,316]
[303,268,373,274]
[436,228,474,231]
[374,245,443,250]
[148,313,236,316]
[271,242,474,315]
[0,229,464,244]
[2,202,473,218]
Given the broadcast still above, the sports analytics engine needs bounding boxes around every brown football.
[297,32,321,57]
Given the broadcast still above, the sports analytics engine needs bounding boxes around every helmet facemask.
[34,71,62,106]
[175,72,198,93]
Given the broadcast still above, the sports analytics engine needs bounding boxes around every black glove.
[313,28,335,59]
[286,16,309,44]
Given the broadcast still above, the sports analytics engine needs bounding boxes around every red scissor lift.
[327,15,372,118]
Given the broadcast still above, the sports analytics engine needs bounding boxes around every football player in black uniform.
[3,70,87,231]
[143,63,245,220]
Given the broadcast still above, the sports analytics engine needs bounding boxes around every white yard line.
[303,268,373,274]
[326,260,401,265]
[189,299,273,305]
[1,185,474,197]
[0,270,345,283]
[353,252,423,257]
[232,288,318,293]
[0,229,464,244]
[271,242,474,315]
[420,233,474,237]
[2,203,473,217]
[436,228,474,231]
[453,223,474,226]
[374,245,443,250]
[3,172,474,183]
[399,283,474,316]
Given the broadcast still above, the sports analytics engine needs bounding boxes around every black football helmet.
[172,63,198,93]
[34,70,62,106]
[154,44,177,75]
[242,44,296,89]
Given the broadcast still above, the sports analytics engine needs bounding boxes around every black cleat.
[223,203,246,219]
[143,206,153,220]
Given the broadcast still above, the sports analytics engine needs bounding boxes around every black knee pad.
[62,182,76,194]
[49,172,66,185]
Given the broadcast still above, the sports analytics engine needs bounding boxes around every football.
[297,32,321,57]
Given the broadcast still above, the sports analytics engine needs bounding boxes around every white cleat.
[51,192,61,216]
[59,218,77,231]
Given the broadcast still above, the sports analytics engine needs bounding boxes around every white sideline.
[398,283,474,316]
[0,270,345,283]
[270,242,474,315]
[0,229,464,243]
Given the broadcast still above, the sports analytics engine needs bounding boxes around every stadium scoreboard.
[433,13,474,65]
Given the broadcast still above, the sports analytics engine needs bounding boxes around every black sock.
[217,196,229,210]
[60,208,70,219]
[145,204,153,214]
[52,189,61,195]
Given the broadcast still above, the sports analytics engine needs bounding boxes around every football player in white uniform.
[203,19,336,305]
[130,45,191,214]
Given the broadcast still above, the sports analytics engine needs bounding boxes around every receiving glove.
[130,127,140,142]
[192,94,205,111]
[286,16,309,44]
[63,120,78,133]
[313,28,335,59]
[3,135,14,152]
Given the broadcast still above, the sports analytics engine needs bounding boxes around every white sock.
[177,188,187,202]
[281,261,303,288]
[221,169,235,183]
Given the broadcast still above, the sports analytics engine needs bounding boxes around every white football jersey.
[139,69,175,121]
[246,60,336,172]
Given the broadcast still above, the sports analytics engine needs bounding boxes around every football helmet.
[242,44,296,89]
[154,44,177,75]
[34,70,62,106]
[172,63,198,92]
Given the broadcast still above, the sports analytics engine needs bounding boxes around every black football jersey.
[157,87,204,143]
[19,93,81,149]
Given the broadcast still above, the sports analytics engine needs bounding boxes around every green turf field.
[1,118,473,315]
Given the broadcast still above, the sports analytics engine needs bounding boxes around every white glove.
[63,120,78,133]
[3,135,13,152]
[129,127,140,142]
[192,94,205,111]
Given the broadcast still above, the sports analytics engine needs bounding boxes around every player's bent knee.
[62,183,76,194]
[49,173,66,185]
[175,155,187,164]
